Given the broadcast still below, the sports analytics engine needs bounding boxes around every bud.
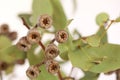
[26,65,41,79]
[55,30,68,43]
[0,61,8,70]
[46,60,60,74]
[27,29,41,44]
[45,43,59,59]
[16,36,31,51]
[37,14,52,29]
[0,24,9,34]
[63,77,75,80]
[8,31,17,41]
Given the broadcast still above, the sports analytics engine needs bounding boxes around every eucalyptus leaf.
[96,26,108,43]
[32,0,53,25]
[69,44,120,73]
[81,71,99,80]
[0,36,11,50]
[115,17,120,22]
[0,45,26,63]
[19,13,32,26]
[27,45,45,65]
[50,0,67,30]
[96,12,109,26]
[86,35,100,47]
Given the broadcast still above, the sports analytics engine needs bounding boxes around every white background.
[0,0,120,80]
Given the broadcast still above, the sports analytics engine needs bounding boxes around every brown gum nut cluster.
[16,36,31,52]
[45,43,59,59]
[27,29,41,44]
[37,14,53,29]
[26,65,41,79]
[45,59,60,74]
[55,30,68,43]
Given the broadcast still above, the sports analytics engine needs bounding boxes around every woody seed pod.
[0,24,9,34]
[38,14,52,29]
[16,36,31,51]
[26,65,41,79]
[8,31,17,41]
[46,59,60,74]
[45,43,59,59]
[63,77,75,80]
[55,30,68,43]
[27,29,41,44]
[0,61,8,70]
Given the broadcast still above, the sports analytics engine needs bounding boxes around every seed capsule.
[46,60,60,74]
[16,36,31,51]
[0,61,8,70]
[26,65,41,79]
[55,30,68,43]
[45,43,59,59]
[27,29,41,44]
[37,14,52,29]
[8,31,17,41]
[0,24,9,34]
[63,77,75,80]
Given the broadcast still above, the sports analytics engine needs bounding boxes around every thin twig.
[116,69,120,80]
[21,17,30,29]
[35,60,45,67]
[50,38,55,44]
[100,20,114,40]
[38,41,45,51]
[57,70,63,80]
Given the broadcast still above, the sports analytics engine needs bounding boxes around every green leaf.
[58,44,69,60]
[0,45,26,63]
[36,65,58,80]
[69,44,120,73]
[19,13,32,26]
[50,0,67,30]
[81,71,99,80]
[96,26,108,43]
[86,35,100,47]
[96,12,109,26]
[115,17,120,22]
[32,0,53,25]
[0,36,11,50]
[27,45,45,65]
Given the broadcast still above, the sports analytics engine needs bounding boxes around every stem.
[50,39,55,44]
[57,70,63,80]
[21,17,30,30]
[35,60,45,67]
[100,20,114,40]
[116,69,120,80]
[38,41,45,51]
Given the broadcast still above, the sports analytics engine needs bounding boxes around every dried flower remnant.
[55,30,68,43]
[8,31,17,41]
[46,60,60,74]
[26,65,41,79]
[0,61,8,70]
[27,29,41,44]
[38,14,52,29]
[45,43,59,59]
[0,24,9,34]
[16,36,31,51]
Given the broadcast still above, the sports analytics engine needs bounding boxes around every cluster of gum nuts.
[16,14,74,80]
